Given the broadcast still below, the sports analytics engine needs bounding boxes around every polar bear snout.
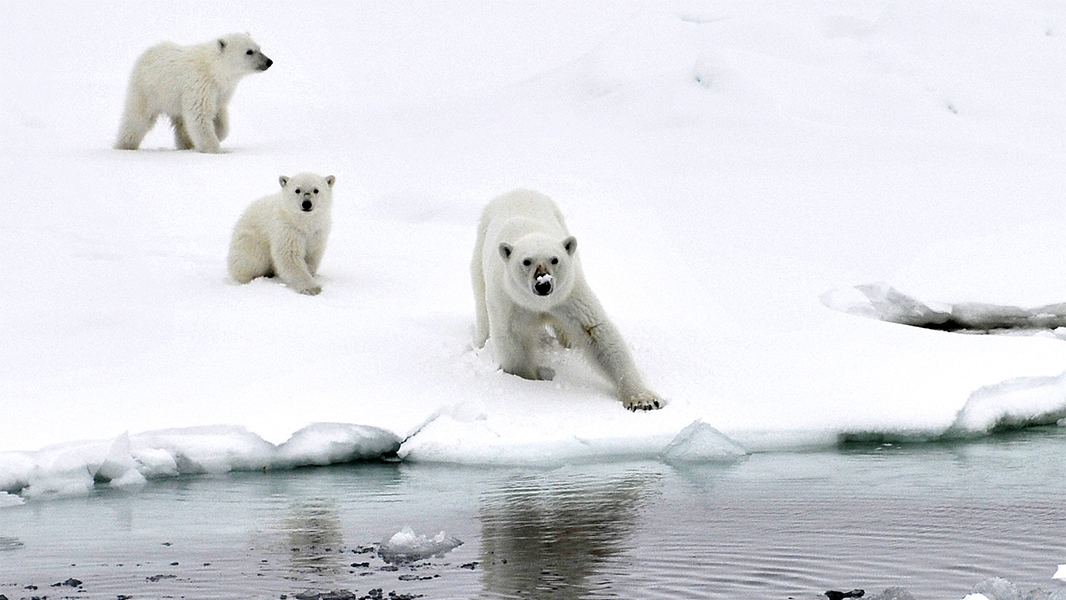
[300,193,315,212]
[533,266,554,296]
[256,55,273,71]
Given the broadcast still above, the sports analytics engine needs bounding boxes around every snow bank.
[2,1,1066,491]
[0,424,401,500]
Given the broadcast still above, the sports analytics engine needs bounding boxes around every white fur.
[115,33,272,153]
[228,173,336,296]
[472,189,663,411]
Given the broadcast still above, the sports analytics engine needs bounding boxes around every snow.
[2,1,1066,497]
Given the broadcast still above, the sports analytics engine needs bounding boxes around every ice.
[378,525,463,564]
[275,423,402,467]
[1055,564,1066,581]
[660,420,747,462]
[2,1,1066,486]
[0,424,404,499]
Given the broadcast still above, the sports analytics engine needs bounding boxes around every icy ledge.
[822,282,1066,335]
[4,368,1066,505]
[0,423,401,503]
[0,419,746,504]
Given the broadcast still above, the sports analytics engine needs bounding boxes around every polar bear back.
[130,41,237,117]
[479,189,570,262]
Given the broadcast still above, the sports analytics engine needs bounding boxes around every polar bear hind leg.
[228,233,273,284]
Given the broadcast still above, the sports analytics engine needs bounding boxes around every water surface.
[2,427,1065,600]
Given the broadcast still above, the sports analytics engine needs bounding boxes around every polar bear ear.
[279,176,289,188]
[563,236,578,256]
[498,243,514,261]
[325,176,336,188]
[218,39,227,52]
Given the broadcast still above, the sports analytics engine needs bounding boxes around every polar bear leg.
[115,105,155,150]
[228,232,273,284]
[214,107,230,142]
[472,266,490,350]
[182,97,222,153]
[270,235,320,296]
[171,116,194,150]
[561,297,662,411]
[489,308,554,380]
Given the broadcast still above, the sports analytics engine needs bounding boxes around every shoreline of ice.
[4,373,1065,505]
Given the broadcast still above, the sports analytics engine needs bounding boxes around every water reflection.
[477,467,663,599]
[282,498,348,577]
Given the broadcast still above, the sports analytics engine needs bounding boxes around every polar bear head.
[217,33,273,75]
[499,233,578,310]
[278,173,336,215]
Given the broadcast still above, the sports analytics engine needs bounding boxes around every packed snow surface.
[2,1,1066,495]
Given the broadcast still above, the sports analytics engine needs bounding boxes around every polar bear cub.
[115,33,272,153]
[472,189,663,411]
[228,173,336,296]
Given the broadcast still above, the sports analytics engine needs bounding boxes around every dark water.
[2,427,1065,600]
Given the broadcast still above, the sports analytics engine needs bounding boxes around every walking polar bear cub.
[115,33,272,153]
[228,173,336,296]
[472,189,663,411]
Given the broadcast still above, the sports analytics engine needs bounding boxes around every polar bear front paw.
[623,391,663,412]
[534,366,556,381]
[298,284,322,296]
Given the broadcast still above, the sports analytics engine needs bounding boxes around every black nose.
[260,57,273,71]
[534,280,552,296]
[301,200,313,211]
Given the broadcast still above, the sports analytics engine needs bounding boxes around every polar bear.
[115,33,272,153]
[472,189,663,411]
[228,173,336,295]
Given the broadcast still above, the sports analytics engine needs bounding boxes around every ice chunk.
[378,525,463,564]
[661,420,747,462]
[0,492,24,508]
[970,578,1020,600]
[93,432,139,484]
[275,423,401,468]
[129,425,274,474]
[1055,564,1066,580]
[864,588,915,600]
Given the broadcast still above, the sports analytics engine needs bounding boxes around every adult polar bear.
[115,33,272,153]
[472,189,663,411]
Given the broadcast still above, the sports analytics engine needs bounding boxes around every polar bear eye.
[313,188,319,194]
[522,259,532,267]
[246,50,254,56]
[294,188,302,194]
[551,257,559,265]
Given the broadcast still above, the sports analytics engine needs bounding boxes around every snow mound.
[950,374,1066,435]
[275,423,401,468]
[378,525,463,564]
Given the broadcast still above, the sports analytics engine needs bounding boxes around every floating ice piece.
[661,420,747,462]
[969,577,1018,600]
[1054,564,1066,580]
[0,493,23,508]
[378,525,463,564]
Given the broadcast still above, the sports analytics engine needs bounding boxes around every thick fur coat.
[472,189,662,411]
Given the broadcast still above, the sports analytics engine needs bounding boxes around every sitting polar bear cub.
[472,189,663,411]
[228,173,335,296]
[115,33,272,153]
